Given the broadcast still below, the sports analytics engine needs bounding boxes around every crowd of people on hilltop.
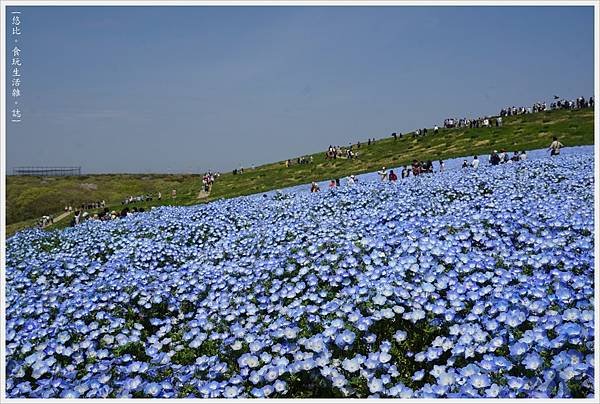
[325,144,359,160]
[500,96,594,117]
[437,96,594,132]
[550,96,594,110]
[443,116,502,129]
[121,194,157,205]
[286,156,313,167]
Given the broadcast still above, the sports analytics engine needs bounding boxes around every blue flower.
[143,382,161,397]
[470,374,491,389]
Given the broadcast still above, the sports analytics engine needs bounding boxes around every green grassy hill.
[6,107,594,236]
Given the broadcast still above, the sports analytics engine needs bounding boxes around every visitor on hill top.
[549,136,564,156]
[310,182,320,193]
[392,132,397,141]
[378,167,388,181]
[389,170,398,182]
[472,156,480,169]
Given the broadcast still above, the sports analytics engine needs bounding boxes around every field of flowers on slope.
[5,153,595,398]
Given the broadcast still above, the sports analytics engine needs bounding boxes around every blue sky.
[5,6,595,173]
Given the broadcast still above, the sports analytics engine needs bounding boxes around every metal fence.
[12,166,82,176]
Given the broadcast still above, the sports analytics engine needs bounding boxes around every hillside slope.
[5,107,594,235]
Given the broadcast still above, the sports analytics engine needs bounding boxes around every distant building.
[12,166,81,176]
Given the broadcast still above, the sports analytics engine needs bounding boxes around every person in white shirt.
[347,175,356,185]
[549,137,563,156]
[497,150,506,162]
[378,167,388,181]
[472,156,480,169]
[520,150,527,160]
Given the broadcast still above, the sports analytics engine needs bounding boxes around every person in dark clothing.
[335,178,340,187]
[425,160,433,173]
[389,170,398,182]
[490,150,501,165]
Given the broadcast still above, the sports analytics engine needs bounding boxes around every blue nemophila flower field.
[5,153,594,398]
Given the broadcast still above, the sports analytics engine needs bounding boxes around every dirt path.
[43,211,71,227]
